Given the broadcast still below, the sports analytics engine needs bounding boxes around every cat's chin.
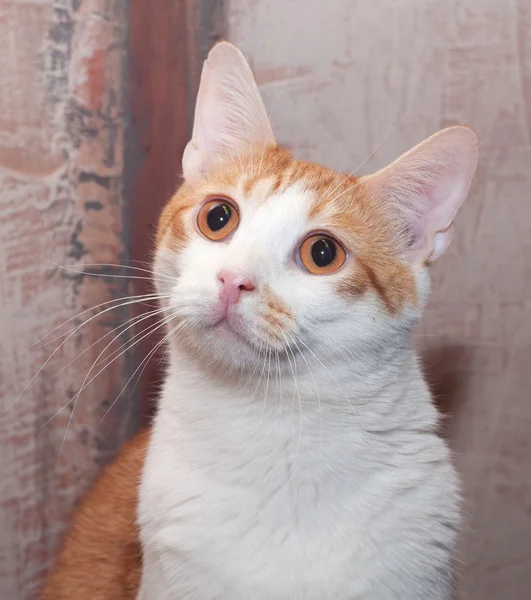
[181,317,261,372]
[210,318,253,347]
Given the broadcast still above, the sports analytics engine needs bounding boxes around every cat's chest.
[143,465,369,600]
[138,407,457,600]
[139,436,378,600]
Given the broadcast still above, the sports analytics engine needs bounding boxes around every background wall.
[0,1,216,598]
[230,0,531,598]
[1,0,529,599]
[0,1,137,598]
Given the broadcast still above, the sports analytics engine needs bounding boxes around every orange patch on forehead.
[156,187,197,251]
[324,182,417,314]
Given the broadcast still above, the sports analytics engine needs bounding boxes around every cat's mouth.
[207,311,254,347]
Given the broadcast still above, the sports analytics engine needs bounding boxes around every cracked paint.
[0,1,138,598]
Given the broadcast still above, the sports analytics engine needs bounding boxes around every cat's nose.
[217,269,256,306]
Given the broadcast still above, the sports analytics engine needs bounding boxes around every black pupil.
[311,238,336,267]
[207,203,232,231]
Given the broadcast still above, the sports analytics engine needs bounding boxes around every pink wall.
[0,2,137,598]
[230,1,531,598]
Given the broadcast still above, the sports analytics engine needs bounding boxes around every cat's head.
[154,42,477,372]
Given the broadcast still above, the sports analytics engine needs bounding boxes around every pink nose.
[217,269,256,306]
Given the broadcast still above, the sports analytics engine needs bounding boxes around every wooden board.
[127,0,226,419]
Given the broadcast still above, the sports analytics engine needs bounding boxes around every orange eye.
[197,198,239,241]
[299,234,346,275]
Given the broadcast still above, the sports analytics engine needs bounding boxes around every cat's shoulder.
[41,427,151,600]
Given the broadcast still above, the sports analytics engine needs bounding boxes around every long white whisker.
[275,349,283,415]
[260,346,273,421]
[239,339,263,393]
[280,332,303,460]
[41,315,173,434]
[44,259,172,284]
[54,306,168,377]
[93,307,169,368]
[42,258,176,281]
[97,317,187,427]
[250,344,269,403]
[0,260,163,278]
[1,293,171,363]
[51,313,177,459]
[288,332,323,445]
[8,294,171,408]
[294,334,369,445]
[351,115,405,176]
[318,115,405,208]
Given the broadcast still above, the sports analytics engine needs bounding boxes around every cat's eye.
[197,198,240,241]
[298,234,346,275]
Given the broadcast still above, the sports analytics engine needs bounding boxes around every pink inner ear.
[431,227,454,261]
[183,42,275,180]
[363,126,478,263]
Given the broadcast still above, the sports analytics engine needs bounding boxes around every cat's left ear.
[182,42,276,179]
[361,126,478,264]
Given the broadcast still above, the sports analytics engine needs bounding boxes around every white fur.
[136,181,459,600]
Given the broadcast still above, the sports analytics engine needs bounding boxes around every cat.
[41,430,147,600]
[42,41,478,600]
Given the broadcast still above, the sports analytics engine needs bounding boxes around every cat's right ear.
[182,42,276,180]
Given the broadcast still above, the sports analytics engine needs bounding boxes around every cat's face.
[154,43,477,372]
[156,149,420,370]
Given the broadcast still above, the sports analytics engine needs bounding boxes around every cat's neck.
[158,335,436,449]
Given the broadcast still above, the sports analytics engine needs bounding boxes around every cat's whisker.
[42,312,174,431]
[280,331,303,461]
[248,137,254,180]
[259,346,273,422]
[293,334,369,446]
[351,114,405,177]
[290,346,303,462]
[317,159,349,205]
[288,332,323,446]
[239,339,264,393]
[73,262,166,278]
[1,259,158,277]
[97,315,187,428]
[37,316,163,435]
[93,307,170,369]
[52,306,168,380]
[257,143,266,180]
[7,294,172,408]
[53,311,179,459]
[257,87,278,181]
[42,258,176,281]
[275,348,283,416]
[1,292,170,363]
[235,148,245,174]
[250,343,269,404]
[318,114,406,210]
[44,259,172,284]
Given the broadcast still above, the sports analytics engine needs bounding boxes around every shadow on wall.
[421,343,474,427]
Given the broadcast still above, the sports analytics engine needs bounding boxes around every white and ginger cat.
[43,42,478,600]
[138,42,477,599]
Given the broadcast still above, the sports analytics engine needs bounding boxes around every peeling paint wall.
[0,1,137,598]
[230,1,531,599]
